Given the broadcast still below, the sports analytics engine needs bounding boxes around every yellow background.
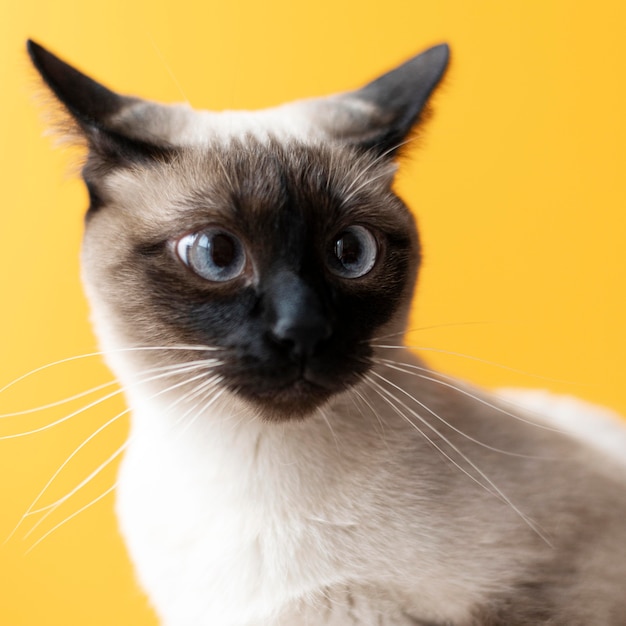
[1,0,625,624]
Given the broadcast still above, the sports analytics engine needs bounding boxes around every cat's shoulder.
[496,388,626,465]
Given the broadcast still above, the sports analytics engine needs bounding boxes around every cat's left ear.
[318,44,450,157]
[27,39,171,165]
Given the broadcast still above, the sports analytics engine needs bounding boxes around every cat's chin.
[220,354,368,422]
[235,377,341,422]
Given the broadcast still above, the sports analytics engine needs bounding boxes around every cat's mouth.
[227,364,361,422]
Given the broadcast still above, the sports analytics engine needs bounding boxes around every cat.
[27,39,626,626]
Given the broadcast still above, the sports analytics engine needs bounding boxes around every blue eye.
[176,228,246,282]
[329,225,378,278]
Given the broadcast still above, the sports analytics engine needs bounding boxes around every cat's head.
[28,41,449,421]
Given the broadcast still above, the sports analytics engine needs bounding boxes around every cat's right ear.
[316,44,450,158]
[27,40,171,165]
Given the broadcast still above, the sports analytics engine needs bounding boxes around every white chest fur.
[117,396,354,626]
[115,387,490,626]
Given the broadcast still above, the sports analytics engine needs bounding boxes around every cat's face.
[29,41,448,420]
[82,138,418,419]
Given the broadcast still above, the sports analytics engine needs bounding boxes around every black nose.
[265,271,332,359]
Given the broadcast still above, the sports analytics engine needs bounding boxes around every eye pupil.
[335,232,362,268]
[211,233,236,268]
[329,225,377,278]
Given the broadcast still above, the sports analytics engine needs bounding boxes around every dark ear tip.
[423,43,451,68]
[26,39,49,70]
[25,39,128,129]
[26,39,64,88]
[431,42,451,54]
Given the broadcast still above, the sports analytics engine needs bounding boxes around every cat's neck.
[117,346,436,494]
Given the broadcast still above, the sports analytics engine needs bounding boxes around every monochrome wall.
[1,1,625,624]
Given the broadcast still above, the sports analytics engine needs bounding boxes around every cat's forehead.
[96,135,397,234]
[110,96,378,146]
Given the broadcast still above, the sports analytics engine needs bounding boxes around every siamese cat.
[27,40,626,625]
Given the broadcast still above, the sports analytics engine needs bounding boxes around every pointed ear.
[27,40,171,164]
[320,44,450,157]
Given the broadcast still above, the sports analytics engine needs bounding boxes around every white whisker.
[342,138,414,199]
[146,33,190,105]
[319,409,340,451]
[366,372,552,546]
[172,373,223,425]
[23,442,127,541]
[16,366,224,548]
[176,382,226,437]
[0,359,221,440]
[4,409,129,544]
[6,367,218,544]
[342,169,399,206]
[373,361,553,458]
[25,484,117,554]
[373,357,566,434]
[351,386,388,443]
[368,321,498,345]
[365,374,497,496]
[168,377,225,437]
[0,344,221,398]
[0,379,118,419]
[214,153,237,195]
[372,343,577,385]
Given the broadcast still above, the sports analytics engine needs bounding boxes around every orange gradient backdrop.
[1,1,626,624]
